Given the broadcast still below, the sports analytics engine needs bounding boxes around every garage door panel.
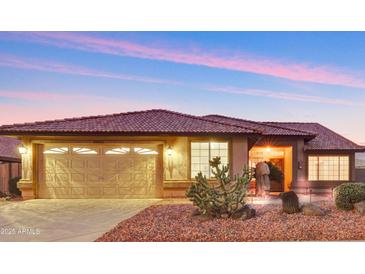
[87,159,100,168]
[71,173,85,184]
[118,159,133,170]
[87,187,102,196]
[70,159,85,169]
[134,160,148,170]
[54,173,70,184]
[102,159,119,169]
[134,173,147,181]
[117,173,133,183]
[43,187,71,197]
[71,187,85,195]
[55,159,70,171]
[103,187,118,196]
[85,172,102,183]
[104,174,119,184]
[39,144,161,198]
[45,173,55,183]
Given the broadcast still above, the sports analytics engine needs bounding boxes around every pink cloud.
[204,85,365,106]
[0,90,93,101]
[0,53,182,85]
[0,53,363,108]
[3,32,365,89]
[0,99,169,126]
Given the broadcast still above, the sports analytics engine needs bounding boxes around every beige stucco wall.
[163,137,189,181]
[17,139,34,199]
[231,136,248,177]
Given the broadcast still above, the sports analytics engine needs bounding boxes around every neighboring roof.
[0,109,258,136]
[203,114,316,139]
[0,137,20,162]
[265,122,365,151]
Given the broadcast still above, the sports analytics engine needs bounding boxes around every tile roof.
[265,122,365,151]
[0,137,20,161]
[0,109,362,151]
[0,109,258,135]
[203,114,316,138]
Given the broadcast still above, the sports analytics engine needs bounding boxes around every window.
[355,152,365,169]
[308,155,349,181]
[72,147,98,155]
[134,147,158,155]
[44,147,69,154]
[191,142,228,178]
[104,147,130,155]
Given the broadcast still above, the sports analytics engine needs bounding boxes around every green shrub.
[8,176,21,196]
[186,157,253,218]
[333,182,365,210]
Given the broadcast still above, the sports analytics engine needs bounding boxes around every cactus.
[186,157,253,218]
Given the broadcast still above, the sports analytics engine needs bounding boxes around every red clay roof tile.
[0,109,258,135]
[203,114,315,137]
[0,109,363,151]
[265,122,365,151]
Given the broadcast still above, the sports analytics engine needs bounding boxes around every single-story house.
[0,137,21,194]
[0,109,363,199]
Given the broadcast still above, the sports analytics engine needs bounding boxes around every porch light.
[18,144,28,155]
[167,146,173,156]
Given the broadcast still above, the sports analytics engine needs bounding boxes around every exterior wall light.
[265,146,272,152]
[18,144,28,155]
[167,146,173,156]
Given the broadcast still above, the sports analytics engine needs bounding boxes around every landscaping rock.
[353,201,365,215]
[231,205,256,220]
[191,208,201,216]
[191,213,214,222]
[279,191,300,214]
[96,203,365,242]
[302,204,325,216]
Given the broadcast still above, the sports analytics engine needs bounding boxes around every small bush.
[333,182,365,210]
[8,176,21,196]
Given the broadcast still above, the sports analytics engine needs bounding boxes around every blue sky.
[0,32,364,144]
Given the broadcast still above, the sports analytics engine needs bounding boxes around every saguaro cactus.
[186,157,253,218]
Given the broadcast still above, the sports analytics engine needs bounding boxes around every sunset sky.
[0,32,364,144]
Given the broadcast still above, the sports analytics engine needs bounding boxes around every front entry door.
[269,158,284,192]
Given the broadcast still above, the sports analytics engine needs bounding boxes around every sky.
[0,32,364,144]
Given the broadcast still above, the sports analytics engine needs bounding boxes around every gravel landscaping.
[96,202,365,242]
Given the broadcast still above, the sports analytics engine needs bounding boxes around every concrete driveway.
[0,199,160,242]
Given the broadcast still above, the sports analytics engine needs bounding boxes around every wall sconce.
[18,144,28,155]
[167,146,173,157]
[298,160,303,169]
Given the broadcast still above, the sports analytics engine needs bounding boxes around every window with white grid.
[191,142,228,178]
[308,155,349,181]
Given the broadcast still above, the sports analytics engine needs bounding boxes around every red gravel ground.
[96,203,365,242]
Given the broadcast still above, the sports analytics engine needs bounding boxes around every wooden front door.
[269,158,284,192]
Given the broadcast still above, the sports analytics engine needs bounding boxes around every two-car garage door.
[38,144,161,198]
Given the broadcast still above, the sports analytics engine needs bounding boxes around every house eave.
[304,148,365,153]
[0,131,259,138]
[0,156,21,163]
